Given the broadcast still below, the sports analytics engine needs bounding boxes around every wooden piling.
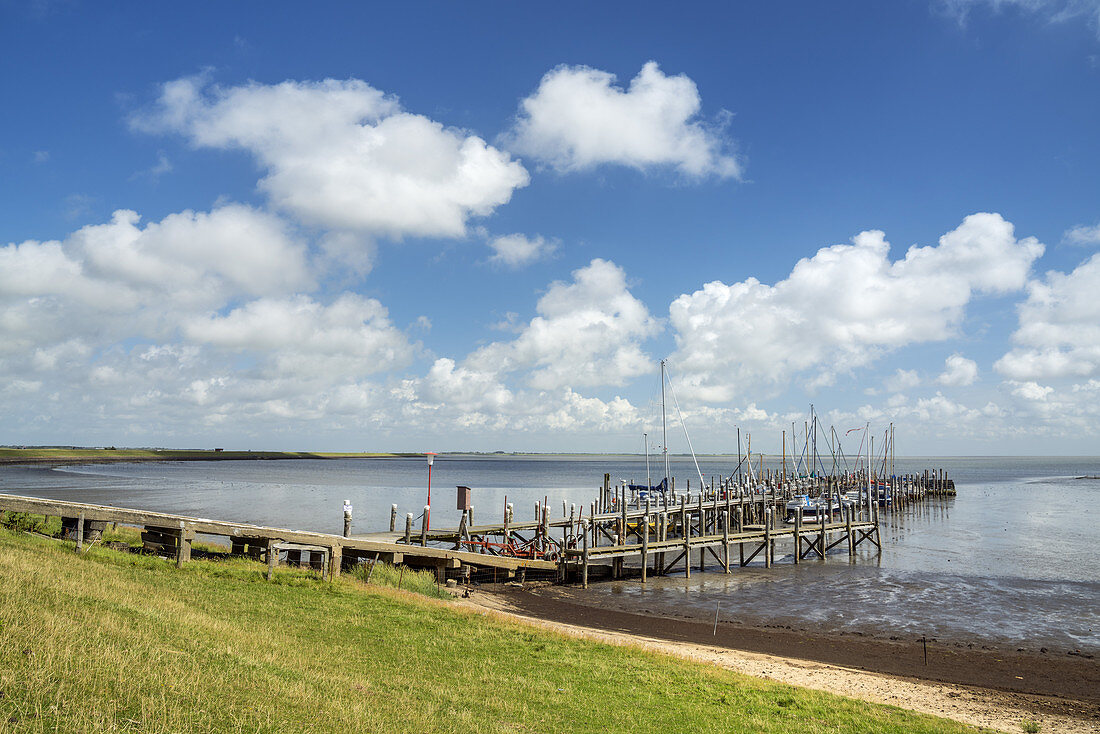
[818,511,827,560]
[641,514,649,583]
[266,538,277,580]
[764,509,772,568]
[721,510,730,573]
[794,506,802,563]
[581,520,590,588]
[846,505,855,556]
[75,510,84,554]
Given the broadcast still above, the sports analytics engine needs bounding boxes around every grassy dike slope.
[0,529,979,734]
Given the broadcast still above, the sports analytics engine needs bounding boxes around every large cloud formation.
[996,252,1100,381]
[504,61,740,178]
[402,258,658,430]
[0,204,415,435]
[669,213,1043,401]
[135,77,530,238]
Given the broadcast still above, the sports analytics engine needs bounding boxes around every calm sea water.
[2,455,1098,651]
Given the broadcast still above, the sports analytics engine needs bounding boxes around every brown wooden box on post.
[457,486,471,511]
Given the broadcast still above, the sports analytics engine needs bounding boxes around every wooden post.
[329,545,342,580]
[420,506,429,546]
[266,539,277,580]
[846,505,855,556]
[404,513,413,543]
[794,506,802,563]
[682,501,691,578]
[620,490,628,542]
[390,504,398,533]
[764,509,772,568]
[641,514,649,583]
[343,500,352,538]
[721,510,730,573]
[819,510,827,560]
[657,511,667,575]
[75,511,84,553]
[176,522,193,568]
[736,504,745,566]
[582,520,589,589]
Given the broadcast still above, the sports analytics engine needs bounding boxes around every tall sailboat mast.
[661,359,670,486]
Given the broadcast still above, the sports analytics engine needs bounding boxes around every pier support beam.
[721,510,730,573]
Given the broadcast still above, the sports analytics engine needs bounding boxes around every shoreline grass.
[0,527,980,733]
[0,448,406,465]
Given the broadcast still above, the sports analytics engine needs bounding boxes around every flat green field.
[0,526,981,733]
[0,448,401,464]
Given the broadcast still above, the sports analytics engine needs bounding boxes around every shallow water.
[2,454,1098,652]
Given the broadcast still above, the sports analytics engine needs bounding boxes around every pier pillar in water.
[764,509,773,568]
[793,507,802,563]
[721,510,730,573]
[343,499,353,538]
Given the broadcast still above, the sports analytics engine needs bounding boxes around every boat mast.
[737,427,742,485]
[811,405,817,477]
[781,430,786,484]
[644,431,651,490]
[865,421,871,518]
[661,359,670,488]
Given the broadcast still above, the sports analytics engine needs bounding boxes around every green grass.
[0,448,402,464]
[0,527,982,734]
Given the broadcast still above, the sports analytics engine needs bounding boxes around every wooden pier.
[0,493,556,581]
[0,466,954,587]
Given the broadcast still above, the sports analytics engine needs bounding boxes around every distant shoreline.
[2,448,1098,467]
[0,448,410,466]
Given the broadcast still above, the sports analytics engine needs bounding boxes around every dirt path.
[454,589,1100,734]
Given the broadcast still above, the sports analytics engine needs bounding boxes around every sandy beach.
[457,585,1100,733]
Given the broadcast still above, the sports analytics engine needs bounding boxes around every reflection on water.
[1,455,1098,652]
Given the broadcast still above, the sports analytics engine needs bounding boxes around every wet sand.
[460,585,1100,733]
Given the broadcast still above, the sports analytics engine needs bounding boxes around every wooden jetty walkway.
[0,466,954,587]
[0,492,556,581]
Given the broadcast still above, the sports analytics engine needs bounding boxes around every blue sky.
[2,1,1099,454]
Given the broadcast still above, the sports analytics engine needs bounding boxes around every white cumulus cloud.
[184,294,413,379]
[669,213,1043,402]
[469,258,661,390]
[486,233,558,268]
[135,77,530,239]
[937,353,979,386]
[504,61,740,178]
[1063,223,1100,246]
[1010,380,1054,401]
[395,259,657,434]
[995,252,1100,380]
[885,368,922,392]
